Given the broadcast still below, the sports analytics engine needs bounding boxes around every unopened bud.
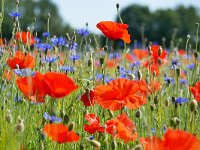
[158,46,162,56]
[6,110,12,123]
[194,52,198,59]
[111,139,117,150]
[116,3,120,9]
[99,57,104,65]
[16,119,24,132]
[190,99,198,112]
[133,144,143,150]
[135,109,142,118]
[87,139,101,148]
[176,68,181,77]
[68,122,75,131]
[154,96,159,104]
[88,59,92,67]
[47,13,51,18]
[137,70,142,80]
[150,104,156,111]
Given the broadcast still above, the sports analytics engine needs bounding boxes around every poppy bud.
[154,96,159,105]
[147,45,151,53]
[170,117,180,128]
[116,3,119,9]
[172,96,176,103]
[103,46,108,52]
[128,74,135,80]
[6,109,12,123]
[47,13,51,18]
[68,122,75,131]
[63,115,69,124]
[16,118,24,133]
[153,71,157,77]
[132,144,143,150]
[158,46,162,56]
[99,57,104,65]
[194,52,198,59]
[176,68,181,77]
[158,58,162,65]
[187,34,190,39]
[33,17,36,22]
[135,109,142,118]
[108,110,114,118]
[137,70,142,80]
[88,139,101,149]
[190,99,198,112]
[88,59,92,67]
[80,142,86,150]
[165,99,171,107]
[16,0,19,4]
[111,139,117,150]
[150,104,156,111]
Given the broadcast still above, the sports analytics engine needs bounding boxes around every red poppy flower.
[7,51,35,69]
[81,90,95,106]
[96,21,131,44]
[190,81,200,102]
[16,72,48,103]
[16,72,78,102]
[140,128,200,150]
[105,114,137,142]
[164,128,200,150]
[44,72,78,98]
[125,53,134,63]
[84,114,104,134]
[132,49,148,60]
[151,45,167,61]
[140,137,165,150]
[143,59,160,76]
[0,38,4,46]
[43,124,80,143]
[94,78,147,111]
[178,49,186,56]
[3,69,14,81]
[16,32,35,46]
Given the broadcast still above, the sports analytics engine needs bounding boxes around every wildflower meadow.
[0,1,200,150]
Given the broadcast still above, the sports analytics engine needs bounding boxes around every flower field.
[0,1,200,150]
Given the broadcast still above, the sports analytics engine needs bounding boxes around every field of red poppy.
[0,1,200,150]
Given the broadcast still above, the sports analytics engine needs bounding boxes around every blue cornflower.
[89,135,94,140]
[36,43,53,51]
[14,94,21,102]
[14,68,34,76]
[187,63,195,70]
[109,52,121,60]
[95,74,113,83]
[43,112,62,123]
[151,128,156,134]
[175,97,188,104]
[180,79,187,85]
[42,32,50,38]
[41,56,58,63]
[51,37,66,46]
[130,62,141,68]
[60,66,75,73]
[77,29,89,36]
[69,55,80,61]
[34,37,41,43]
[170,58,181,69]
[9,11,22,18]
[66,42,77,50]
[164,74,174,85]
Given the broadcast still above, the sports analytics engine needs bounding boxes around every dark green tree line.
[117,5,200,48]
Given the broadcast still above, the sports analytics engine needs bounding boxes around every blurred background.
[1,0,200,48]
